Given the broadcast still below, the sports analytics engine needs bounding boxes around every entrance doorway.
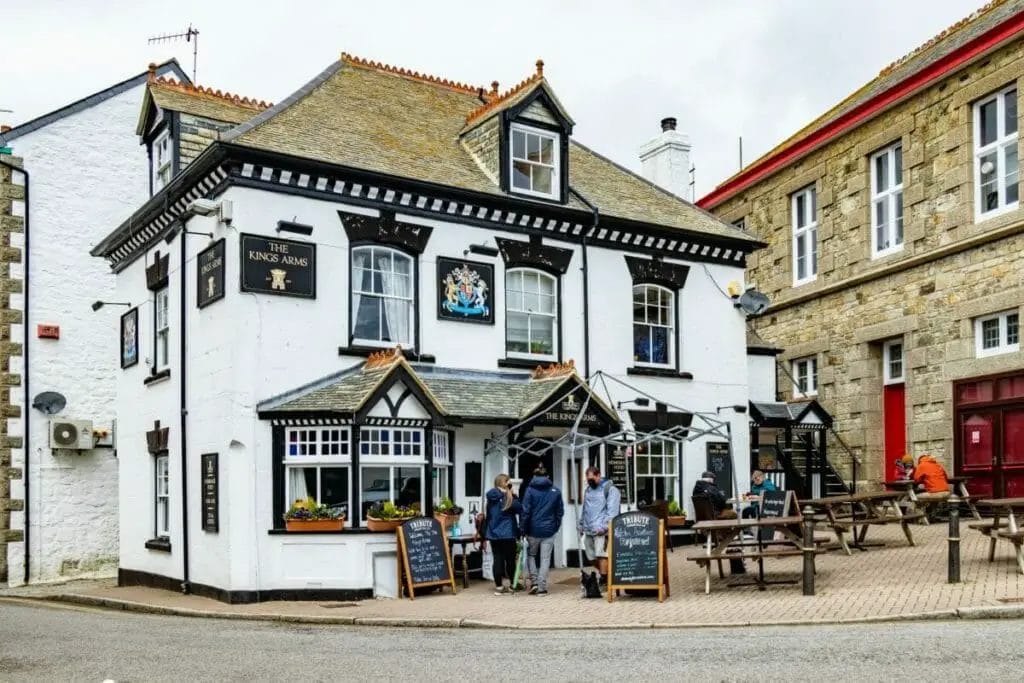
[883,384,906,482]
[955,373,1024,498]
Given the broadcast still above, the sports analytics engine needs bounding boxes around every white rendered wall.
[117,184,752,593]
[748,354,779,403]
[7,84,152,584]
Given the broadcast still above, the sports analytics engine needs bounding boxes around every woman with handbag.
[484,473,522,595]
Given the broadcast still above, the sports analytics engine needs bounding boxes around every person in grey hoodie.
[520,466,564,595]
[578,466,621,579]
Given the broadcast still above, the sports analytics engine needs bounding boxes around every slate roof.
[222,53,754,244]
[749,400,832,427]
[138,75,272,135]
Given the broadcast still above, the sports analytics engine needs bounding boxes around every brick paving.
[6,524,1024,627]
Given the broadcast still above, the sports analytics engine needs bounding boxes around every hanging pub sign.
[201,453,219,532]
[437,257,494,324]
[120,307,139,369]
[240,234,316,298]
[197,239,226,308]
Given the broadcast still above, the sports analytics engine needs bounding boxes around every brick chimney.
[639,117,691,199]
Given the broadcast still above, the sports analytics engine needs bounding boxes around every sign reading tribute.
[197,239,226,308]
[201,453,218,533]
[396,516,456,599]
[437,257,494,324]
[706,442,733,493]
[240,234,316,298]
[607,510,668,602]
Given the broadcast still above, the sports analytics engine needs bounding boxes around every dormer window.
[510,123,559,199]
[153,131,172,192]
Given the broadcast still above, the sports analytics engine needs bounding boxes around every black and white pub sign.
[240,234,316,298]
[196,239,226,308]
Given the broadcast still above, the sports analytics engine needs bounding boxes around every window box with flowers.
[666,499,687,528]
[433,496,464,530]
[283,497,347,532]
[366,500,418,532]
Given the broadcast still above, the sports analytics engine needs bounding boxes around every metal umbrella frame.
[484,370,742,576]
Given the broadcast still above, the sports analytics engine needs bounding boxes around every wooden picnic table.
[974,498,1024,574]
[947,476,983,519]
[689,516,813,594]
[884,479,949,525]
[806,490,923,554]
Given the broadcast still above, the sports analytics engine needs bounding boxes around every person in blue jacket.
[485,473,523,595]
[578,466,621,580]
[520,466,564,595]
[742,470,778,518]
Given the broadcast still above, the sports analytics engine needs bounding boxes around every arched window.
[633,284,674,367]
[506,268,557,359]
[351,246,414,347]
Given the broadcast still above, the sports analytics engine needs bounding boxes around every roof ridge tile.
[146,63,272,110]
[465,60,545,125]
[339,52,486,96]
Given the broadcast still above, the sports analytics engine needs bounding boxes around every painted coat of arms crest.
[438,258,493,324]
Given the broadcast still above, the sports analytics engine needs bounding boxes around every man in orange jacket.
[913,454,950,493]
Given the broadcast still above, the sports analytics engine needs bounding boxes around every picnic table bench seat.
[969,519,1010,533]
[996,530,1024,542]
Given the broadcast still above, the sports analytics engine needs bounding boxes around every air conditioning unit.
[50,420,95,450]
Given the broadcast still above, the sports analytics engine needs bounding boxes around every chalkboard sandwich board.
[757,489,792,542]
[607,511,668,603]
[396,516,456,600]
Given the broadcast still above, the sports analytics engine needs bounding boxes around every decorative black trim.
[144,369,172,386]
[170,111,181,178]
[626,367,693,380]
[495,237,573,275]
[383,387,413,418]
[272,426,285,530]
[147,419,170,454]
[339,209,433,254]
[747,345,784,357]
[119,567,181,594]
[354,363,445,425]
[118,567,374,604]
[146,251,170,290]
[497,357,548,370]
[338,346,435,363]
[144,537,172,552]
[624,255,690,290]
[277,220,314,236]
[267,528,400,535]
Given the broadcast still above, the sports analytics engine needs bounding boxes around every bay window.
[358,427,426,522]
[284,428,351,517]
[633,284,674,366]
[871,143,904,256]
[506,268,557,358]
[351,246,414,348]
[791,185,818,285]
[974,85,1019,218]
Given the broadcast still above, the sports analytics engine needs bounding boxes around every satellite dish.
[738,289,771,316]
[32,391,67,415]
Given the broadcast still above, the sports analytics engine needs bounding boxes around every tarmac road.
[1,599,1022,681]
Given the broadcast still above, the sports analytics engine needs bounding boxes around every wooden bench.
[968,519,1010,533]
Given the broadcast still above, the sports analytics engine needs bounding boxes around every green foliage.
[283,497,346,521]
[435,496,464,515]
[367,500,418,520]
[667,500,684,516]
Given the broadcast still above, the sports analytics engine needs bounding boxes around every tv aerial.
[148,24,200,83]
[737,288,771,316]
[32,391,67,415]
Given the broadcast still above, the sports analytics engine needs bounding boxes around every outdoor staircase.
[775,432,851,498]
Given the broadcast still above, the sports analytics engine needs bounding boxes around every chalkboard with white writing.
[397,517,456,599]
[757,489,791,541]
[608,511,667,602]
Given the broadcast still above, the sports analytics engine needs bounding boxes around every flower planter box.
[434,512,461,530]
[285,518,345,532]
[667,515,687,528]
[366,517,409,532]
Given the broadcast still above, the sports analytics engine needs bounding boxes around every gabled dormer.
[461,60,574,204]
[136,64,272,196]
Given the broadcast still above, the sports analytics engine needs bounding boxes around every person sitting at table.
[693,471,736,519]
[741,470,778,519]
[913,454,949,493]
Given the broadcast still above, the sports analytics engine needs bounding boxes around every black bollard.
[948,494,961,584]
[802,505,815,596]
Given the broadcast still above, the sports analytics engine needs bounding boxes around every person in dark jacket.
[485,473,523,594]
[520,467,564,595]
[692,471,736,519]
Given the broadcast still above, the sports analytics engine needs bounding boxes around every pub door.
[958,406,1024,498]
[883,384,906,482]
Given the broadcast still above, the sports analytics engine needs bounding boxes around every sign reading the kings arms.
[539,391,604,427]
[240,234,316,298]
[197,239,226,308]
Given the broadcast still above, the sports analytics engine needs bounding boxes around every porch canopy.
[749,399,840,498]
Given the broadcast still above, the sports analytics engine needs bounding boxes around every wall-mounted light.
[715,404,748,414]
[466,243,499,257]
[91,301,131,312]
[617,397,651,410]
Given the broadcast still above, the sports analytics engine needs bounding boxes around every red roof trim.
[698,10,1024,210]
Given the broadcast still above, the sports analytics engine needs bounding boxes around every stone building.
[700,0,1024,497]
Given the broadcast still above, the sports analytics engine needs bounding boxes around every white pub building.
[92,54,762,601]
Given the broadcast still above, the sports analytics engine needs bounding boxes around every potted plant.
[366,501,418,532]
[433,496,464,530]
[283,497,346,532]
[666,499,687,528]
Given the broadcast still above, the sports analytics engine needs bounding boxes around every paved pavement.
[6,524,1024,628]
[1,600,1022,681]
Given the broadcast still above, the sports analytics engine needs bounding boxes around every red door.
[960,411,996,498]
[883,384,906,482]
[1002,408,1024,497]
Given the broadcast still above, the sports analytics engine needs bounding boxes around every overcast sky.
[3,0,985,198]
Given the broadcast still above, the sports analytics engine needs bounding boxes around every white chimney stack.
[639,117,692,200]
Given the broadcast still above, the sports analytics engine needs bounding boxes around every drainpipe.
[178,225,190,594]
[0,157,30,585]
[568,187,597,379]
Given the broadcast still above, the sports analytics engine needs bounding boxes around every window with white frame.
[155,454,170,537]
[153,131,172,193]
[975,310,1020,357]
[791,185,818,285]
[871,143,904,256]
[359,427,426,522]
[432,431,451,503]
[634,439,677,505]
[883,339,905,384]
[974,85,1019,217]
[351,246,414,348]
[155,286,170,371]
[284,428,351,515]
[506,268,557,358]
[792,356,818,397]
[510,123,560,199]
[632,284,674,367]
